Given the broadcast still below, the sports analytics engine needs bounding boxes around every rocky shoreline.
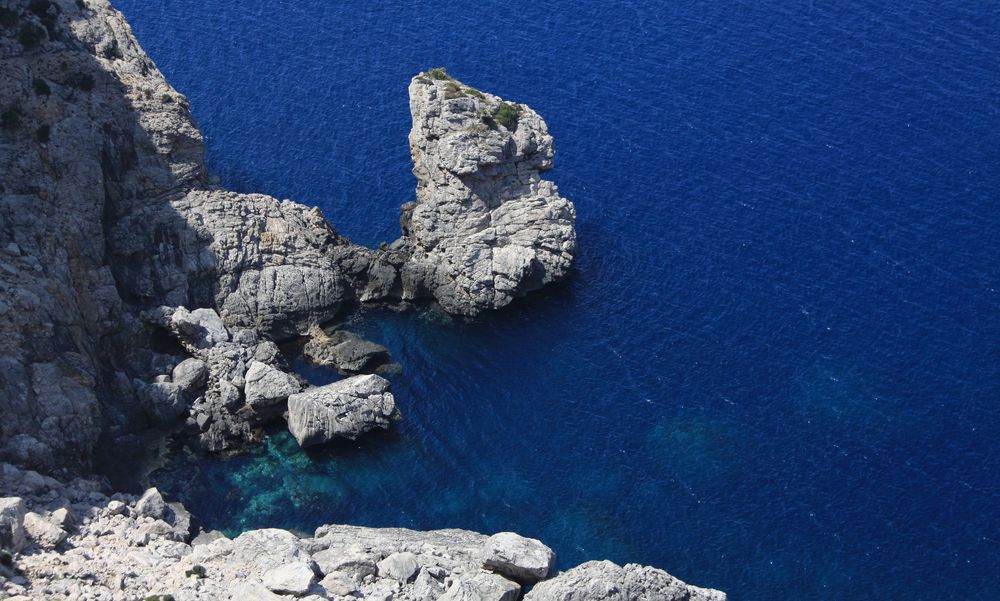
[0,0,725,598]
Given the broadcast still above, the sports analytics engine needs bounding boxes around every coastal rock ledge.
[0,0,722,599]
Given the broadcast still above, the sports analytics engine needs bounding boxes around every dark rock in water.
[301,325,390,374]
[287,374,399,446]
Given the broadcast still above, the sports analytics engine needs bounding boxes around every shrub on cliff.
[444,81,465,99]
[36,124,51,143]
[76,74,95,91]
[185,564,206,578]
[493,102,519,131]
[1,107,20,131]
[428,67,452,81]
[18,21,46,49]
[0,549,12,567]
[0,7,18,27]
[32,77,51,96]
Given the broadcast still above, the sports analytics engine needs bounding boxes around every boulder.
[312,547,377,581]
[480,531,555,584]
[172,358,209,391]
[230,529,309,572]
[135,488,167,520]
[439,571,520,601]
[286,375,399,447]
[0,497,26,551]
[262,561,316,596]
[244,361,300,411]
[170,307,230,349]
[377,551,420,582]
[137,381,188,424]
[22,512,66,549]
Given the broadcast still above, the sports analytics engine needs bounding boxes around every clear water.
[113,1,1000,598]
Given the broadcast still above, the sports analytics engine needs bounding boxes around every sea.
[111,1,1000,598]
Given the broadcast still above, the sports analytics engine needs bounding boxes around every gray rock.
[137,381,188,424]
[287,375,399,447]
[230,528,309,572]
[49,508,73,530]
[105,500,127,516]
[170,307,230,349]
[0,497,26,551]
[262,561,316,596]
[392,71,577,315]
[319,572,357,596]
[480,531,555,584]
[377,551,420,582]
[523,561,728,601]
[171,358,208,391]
[439,571,520,601]
[312,547,378,580]
[22,512,66,549]
[135,488,167,520]
[244,360,301,411]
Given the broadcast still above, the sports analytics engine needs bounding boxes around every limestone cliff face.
[396,72,577,315]
[0,0,372,473]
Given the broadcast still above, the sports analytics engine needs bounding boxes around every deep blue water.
[114,1,1000,599]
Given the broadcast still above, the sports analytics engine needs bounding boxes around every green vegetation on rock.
[0,7,18,27]
[427,67,452,81]
[1,107,20,131]
[444,81,465,99]
[32,77,51,96]
[492,102,519,131]
[18,21,46,48]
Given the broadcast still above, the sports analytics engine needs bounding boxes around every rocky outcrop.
[0,463,726,600]
[524,560,728,601]
[381,69,577,315]
[286,374,399,447]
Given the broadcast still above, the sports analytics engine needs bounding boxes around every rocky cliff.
[0,0,724,598]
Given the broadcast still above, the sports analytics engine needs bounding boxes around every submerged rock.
[286,375,399,447]
[302,326,391,374]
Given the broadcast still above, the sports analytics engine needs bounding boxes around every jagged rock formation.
[0,0,379,474]
[382,70,577,315]
[0,1,723,598]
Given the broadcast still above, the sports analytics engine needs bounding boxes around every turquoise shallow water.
[114,0,1000,598]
